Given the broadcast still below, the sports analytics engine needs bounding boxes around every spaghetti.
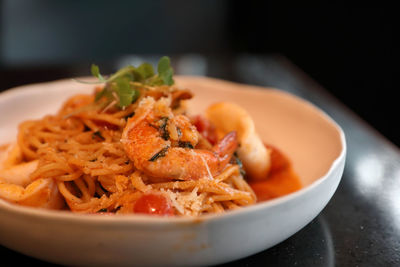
[0,58,301,216]
[0,82,257,216]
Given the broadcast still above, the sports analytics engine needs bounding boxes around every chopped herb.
[99,183,108,193]
[97,208,107,213]
[178,141,194,149]
[159,117,169,141]
[148,123,159,130]
[124,112,135,120]
[176,127,182,137]
[149,146,170,162]
[234,152,246,176]
[92,131,105,141]
[75,56,174,109]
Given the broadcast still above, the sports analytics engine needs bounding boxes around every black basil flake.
[84,125,91,132]
[159,117,169,141]
[178,141,194,149]
[92,131,105,141]
[124,112,135,120]
[148,123,159,130]
[149,146,170,162]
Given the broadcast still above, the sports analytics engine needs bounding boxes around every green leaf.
[107,66,136,83]
[114,78,140,108]
[157,56,170,74]
[91,64,105,81]
[95,85,114,103]
[157,56,174,85]
[94,88,107,102]
[137,63,155,80]
[161,68,174,85]
[115,78,133,108]
[147,76,163,86]
[131,88,140,103]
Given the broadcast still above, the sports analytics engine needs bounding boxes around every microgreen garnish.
[157,56,174,86]
[149,146,170,162]
[75,56,175,109]
[91,64,106,82]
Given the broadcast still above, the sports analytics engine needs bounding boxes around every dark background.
[0,1,397,146]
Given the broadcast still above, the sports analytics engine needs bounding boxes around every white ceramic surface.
[0,76,346,266]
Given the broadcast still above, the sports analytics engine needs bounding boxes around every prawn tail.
[213,131,238,168]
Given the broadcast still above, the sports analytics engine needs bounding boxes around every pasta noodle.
[0,82,258,216]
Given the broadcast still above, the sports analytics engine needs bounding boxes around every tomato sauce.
[249,145,302,202]
[192,115,218,145]
[192,115,302,203]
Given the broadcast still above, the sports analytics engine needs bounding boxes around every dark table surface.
[1,54,399,266]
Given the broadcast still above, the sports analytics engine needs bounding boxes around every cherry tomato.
[192,115,218,145]
[133,193,174,216]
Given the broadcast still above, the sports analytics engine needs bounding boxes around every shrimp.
[0,178,64,209]
[206,102,271,181]
[0,143,64,209]
[0,160,39,186]
[122,97,238,181]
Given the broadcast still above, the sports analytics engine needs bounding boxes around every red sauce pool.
[192,116,302,203]
[249,145,302,202]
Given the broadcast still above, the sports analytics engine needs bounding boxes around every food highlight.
[0,57,301,216]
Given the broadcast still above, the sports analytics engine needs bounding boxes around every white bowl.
[0,76,346,266]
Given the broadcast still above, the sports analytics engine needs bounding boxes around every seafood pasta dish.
[0,57,301,216]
